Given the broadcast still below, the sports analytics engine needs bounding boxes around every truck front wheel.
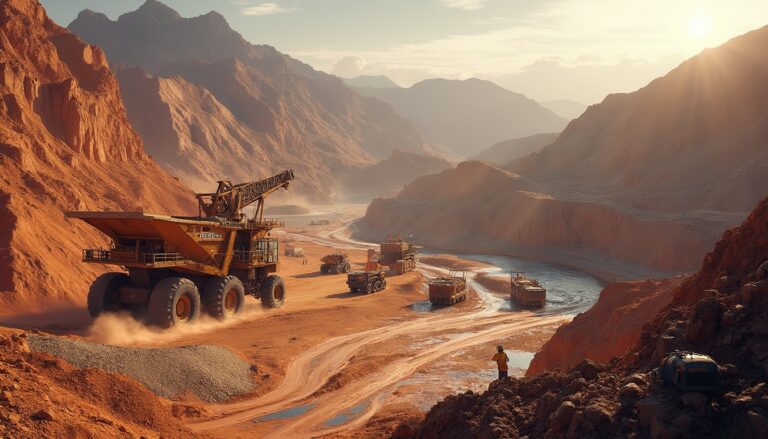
[148,277,201,328]
[87,272,129,318]
[202,276,245,320]
[260,275,286,308]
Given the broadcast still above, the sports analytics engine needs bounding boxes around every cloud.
[241,2,294,16]
[330,56,368,78]
[439,0,487,10]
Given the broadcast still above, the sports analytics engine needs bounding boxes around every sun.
[686,13,714,38]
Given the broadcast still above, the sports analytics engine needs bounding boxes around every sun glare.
[686,13,714,38]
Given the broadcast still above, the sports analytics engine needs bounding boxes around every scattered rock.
[685,297,722,343]
[619,383,644,406]
[551,401,576,433]
[573,359,603,380]
[32,409,54,421]
[584,403,612,426]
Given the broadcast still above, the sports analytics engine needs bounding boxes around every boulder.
[619,383,645,406]
[573,359,604,381]
[748,411,768,437]
[584,403,613,426]
[550,401,577,433]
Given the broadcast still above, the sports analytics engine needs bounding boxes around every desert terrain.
[1,207,598,438]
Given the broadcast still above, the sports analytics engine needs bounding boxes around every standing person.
[492,345,509,380]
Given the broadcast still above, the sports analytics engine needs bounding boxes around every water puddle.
[325,400,369,427]
[254,403,316,423]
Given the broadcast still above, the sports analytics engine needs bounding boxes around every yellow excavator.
[67,170,294,328]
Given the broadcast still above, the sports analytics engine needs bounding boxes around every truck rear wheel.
[342,263,351,273]
[374,280,382,291]
[260,275,285,308]
[202,276,245,320]
[87,272,129,318]
[148,277,201,328]
[366,283,373,294]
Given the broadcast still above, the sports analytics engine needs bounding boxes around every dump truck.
[320,251,351,274]
[310,219,330,226]
[510,273,546,307]
[284,245,305,258]
[67,170,295,328]
[428,271,468,305]
[379,237,416,275]
[347,271,386,294]
[653,351,720,392]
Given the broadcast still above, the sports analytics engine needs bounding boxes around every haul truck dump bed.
[68,170,294,328]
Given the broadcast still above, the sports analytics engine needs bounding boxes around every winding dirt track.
[188,224,568,437]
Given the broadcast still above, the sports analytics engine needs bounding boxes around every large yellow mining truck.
[428,271,467,306]
[67,170,294,328]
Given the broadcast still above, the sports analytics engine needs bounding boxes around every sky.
[41,0,768,104]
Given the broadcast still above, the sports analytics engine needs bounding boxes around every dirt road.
[184,212,571,437]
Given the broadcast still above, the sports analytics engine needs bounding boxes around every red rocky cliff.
[0,0,194,313]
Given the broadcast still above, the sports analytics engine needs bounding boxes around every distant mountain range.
[68,0,434,200]
[473,133,559,166]
[539,99,588,120]
[357,25,768,278]
[354,78,568,157]
[343,75,400,89]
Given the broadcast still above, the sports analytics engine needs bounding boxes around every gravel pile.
[28,335,255,402]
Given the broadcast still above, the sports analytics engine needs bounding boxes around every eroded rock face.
[410,196,768,439]
[0,0,194,313]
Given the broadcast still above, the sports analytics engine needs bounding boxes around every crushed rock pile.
[28,336,255,402]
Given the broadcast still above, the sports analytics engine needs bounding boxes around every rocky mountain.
[343,74,400,89]
[68,0,431,199]
[473,133,558,166]
[409,195,768,438]
[356,78,568,157]
[358,26,768,279]
[512,26,768,214]
[540,99,588,120]
[342,149,454,199]
[0,0,194,313]
[356,161,717,279]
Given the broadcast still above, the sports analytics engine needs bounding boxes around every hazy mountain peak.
[343,75,399,89]
[127,0,182,23]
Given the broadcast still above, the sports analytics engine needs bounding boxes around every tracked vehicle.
[428,271,468,306]
[510,273,546,307]
[347,271,387,294]
[320,251,351,274]
[379,237,416,275]
[68,170,294,328]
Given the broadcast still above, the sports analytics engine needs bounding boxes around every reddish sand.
[0,0,194,314]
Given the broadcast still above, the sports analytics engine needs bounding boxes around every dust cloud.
[86,305,266,346]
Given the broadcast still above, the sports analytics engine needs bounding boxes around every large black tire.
[331,264,340,274]
[320,265,328,274]
[87,272,129,318]
[373,280,382,292]
[202,276,245,320]
[342,263,351,273]
[366,282,373,294]
[260,275,286,308]
[147,277,201,328]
